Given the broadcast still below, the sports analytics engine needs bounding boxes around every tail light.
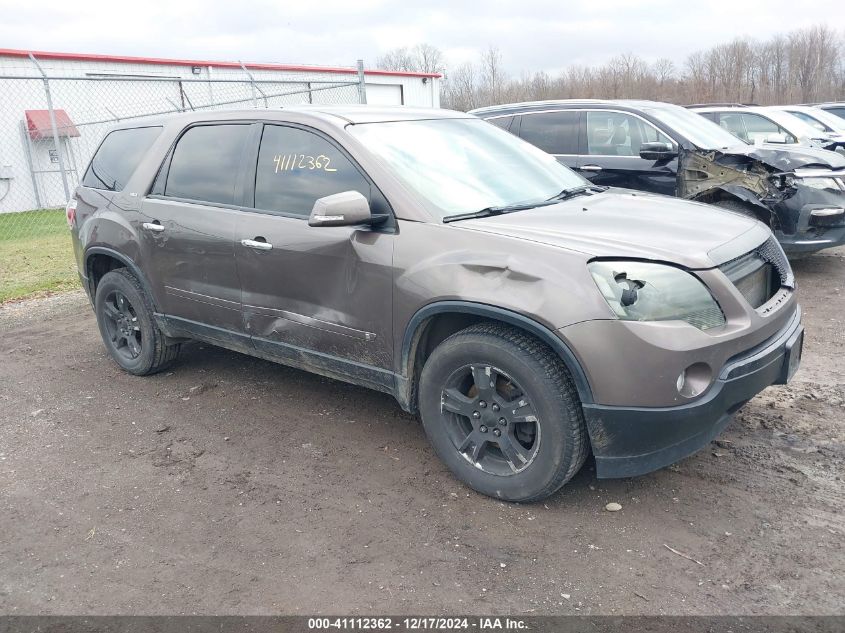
[65,198,77,229]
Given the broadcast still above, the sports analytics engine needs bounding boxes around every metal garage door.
[365,84,403,105]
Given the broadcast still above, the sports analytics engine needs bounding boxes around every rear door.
[139,122,254,337]
[578,110,678,196]
[234,123,395,386]
[514,110,581,170]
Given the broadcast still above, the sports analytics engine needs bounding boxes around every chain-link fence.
[0,55,367,239]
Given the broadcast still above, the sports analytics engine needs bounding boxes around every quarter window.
[518,111,579,154]
[487,116,515,132]
[164,124,251,205]
[82,126,162,192]
[254,125,370,217]
[585,111,673,156]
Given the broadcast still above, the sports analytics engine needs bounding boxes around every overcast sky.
[1,0,843,74]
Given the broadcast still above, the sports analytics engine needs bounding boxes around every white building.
[0,48,442,212]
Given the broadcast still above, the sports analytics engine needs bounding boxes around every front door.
[578,110,678,196]
[234,123,395,388]
[138,122,254,337]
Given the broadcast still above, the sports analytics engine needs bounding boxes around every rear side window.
[164,124,251,205]
[518,111,579,154]
[823,107,845,120]
[82,126,162,191]
[253,125,370,217]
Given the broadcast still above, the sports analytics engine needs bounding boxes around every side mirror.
[308,191,372,227]
[764,133,788,144]
[639,141,677,161]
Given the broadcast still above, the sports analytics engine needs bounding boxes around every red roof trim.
[25,109,80,140]
[0,48,442,79]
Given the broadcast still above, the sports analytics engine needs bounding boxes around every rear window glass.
[164,124,251,205]
[82,126,162,192]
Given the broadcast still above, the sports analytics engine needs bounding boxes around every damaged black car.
[470,100,845,255]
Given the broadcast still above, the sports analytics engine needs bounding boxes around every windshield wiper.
[442,199,559,223]
[548,184,608,202]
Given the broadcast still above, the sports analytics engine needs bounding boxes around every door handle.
[241,238,273,251]
[579,165,602,172]
[142,221,165,232]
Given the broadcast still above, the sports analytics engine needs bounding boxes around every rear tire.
[94,268,180,376]
[418,323,589,502]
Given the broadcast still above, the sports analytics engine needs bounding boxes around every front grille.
[756,235,794,289]
[720,236,793,308]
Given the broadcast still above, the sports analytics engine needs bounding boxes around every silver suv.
[70,107,803,501]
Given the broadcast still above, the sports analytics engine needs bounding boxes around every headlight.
[588,260,726,330]
[798,176,842,191]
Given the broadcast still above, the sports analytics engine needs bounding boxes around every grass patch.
[0,209,79,303]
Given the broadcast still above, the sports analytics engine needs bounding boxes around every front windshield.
[641,104,742,150]
[797,108,845,133]
[786,109,831,132]
[348,118,586,218]
[761,109,826,139]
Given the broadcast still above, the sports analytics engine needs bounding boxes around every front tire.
[94,268,180,376]
[418,323,589,502]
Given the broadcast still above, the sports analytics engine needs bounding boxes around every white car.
[689,104,844,152]
[767,105,845,150]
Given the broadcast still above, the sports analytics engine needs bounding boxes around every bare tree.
[375,47,417,72]
[437,23,845,111]
[442,62,479,111]
[413,43,446,74]
[480,46,506,103]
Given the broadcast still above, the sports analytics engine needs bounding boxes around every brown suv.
[69,107,803,501]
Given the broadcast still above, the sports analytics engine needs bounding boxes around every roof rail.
[684,103,758,108]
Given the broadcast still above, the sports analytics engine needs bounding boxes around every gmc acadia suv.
[69,107,803,501]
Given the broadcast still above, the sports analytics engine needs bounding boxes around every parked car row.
[470,99,845,256]
[72,104,806,502]
[688,103,845,152]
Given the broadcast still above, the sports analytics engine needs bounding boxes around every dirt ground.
[0,248,843,616]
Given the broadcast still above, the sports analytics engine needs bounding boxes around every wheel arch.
[84,247,159,311]
[692,185,774,224]
[397,301,594,413]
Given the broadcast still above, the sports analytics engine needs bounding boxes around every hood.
[720,143,845,171]
[457,190,770,269]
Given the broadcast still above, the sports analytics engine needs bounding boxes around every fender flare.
[83,246,159,311]
[399,301,594,408]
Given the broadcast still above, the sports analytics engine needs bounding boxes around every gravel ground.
[0,248,843,616]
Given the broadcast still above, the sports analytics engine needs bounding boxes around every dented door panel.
[235,211,395,371]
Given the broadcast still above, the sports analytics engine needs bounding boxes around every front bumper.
[776,190,845,255]
[581,307,803,479]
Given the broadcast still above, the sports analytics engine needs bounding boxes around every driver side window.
[585,111,673,156]
[253,125,371,217]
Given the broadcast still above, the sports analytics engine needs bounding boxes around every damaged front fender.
[678,148,785,221]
